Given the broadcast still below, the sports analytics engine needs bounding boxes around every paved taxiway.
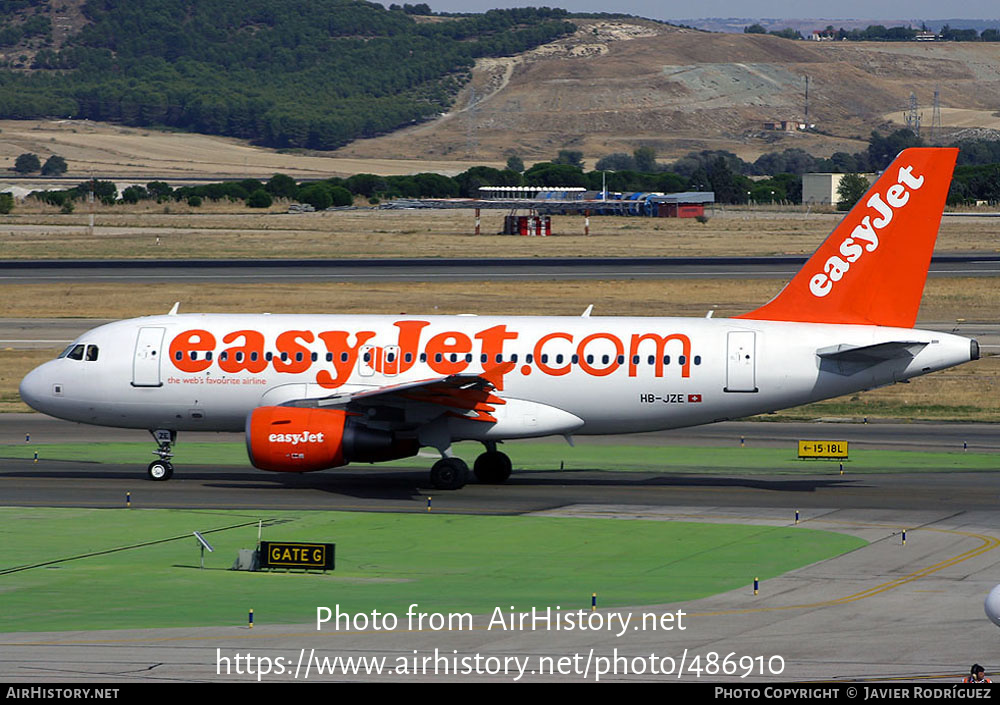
[4,412,1000,450]
[3,254,1000,283]
[3,414,999,682]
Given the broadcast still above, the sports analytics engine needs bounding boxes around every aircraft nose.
[19,364,50,413]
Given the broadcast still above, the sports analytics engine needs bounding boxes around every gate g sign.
[260,541,334,570]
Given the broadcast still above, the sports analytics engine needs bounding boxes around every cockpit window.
[65,344,85,361]
[57,344,76,359]
[85,345,99,362]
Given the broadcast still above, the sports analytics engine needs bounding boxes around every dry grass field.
[2,207,999,260]
[0,119,493,179]
[0,277,995,321]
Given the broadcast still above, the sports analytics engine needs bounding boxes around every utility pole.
[931,88,942,143]
[804,75,809,124]
[88,174,95,238]
[904,92,921,138]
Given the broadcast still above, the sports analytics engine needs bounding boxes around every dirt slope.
[333,19,1000,166]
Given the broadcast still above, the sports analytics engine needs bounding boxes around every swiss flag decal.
[688,394,703,403]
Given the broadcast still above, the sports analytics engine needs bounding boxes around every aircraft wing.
[285,362,515,425]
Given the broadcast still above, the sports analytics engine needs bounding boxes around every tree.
[247,189,273,208]
[298,183,333,210]
[14,153,40,174]
[744,24,767,34]
[769,28,802,40]
[330,185,353,207]
[868,129,923,170]
[706,157,751,204]
[0,193,12,214]
[41,155,67,176]
[633,146,657,173]
[553,150,584,167]
[523,162,586,187]
[77,179,117,205]
[266,174,298,199]
[595,153,635,171]
[146,181,173,201]
[687,166,710,192]
[455,166,521,197]
[121,185,148,204]
[837,173,870,211]
[505,155,524,173]
[345,173,388,198]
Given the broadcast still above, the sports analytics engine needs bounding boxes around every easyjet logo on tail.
[809,165,925,298]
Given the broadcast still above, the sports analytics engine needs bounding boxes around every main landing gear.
[147,429,176,481]
[473,444,512,484]
[430,457,468,490]
[429,443,513,490]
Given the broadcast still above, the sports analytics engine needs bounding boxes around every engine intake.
[246,406,418,472]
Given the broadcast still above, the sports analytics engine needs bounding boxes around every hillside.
[3,10,1000,173]
[0,1,575,150]
[332,19,1000,165]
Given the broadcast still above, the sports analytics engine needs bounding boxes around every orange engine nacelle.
[246,407,419,472]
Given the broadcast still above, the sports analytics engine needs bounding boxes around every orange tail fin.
[737,147,957,328]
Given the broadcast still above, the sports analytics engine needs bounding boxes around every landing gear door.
[725,330,758,393]
[132,327,165,387]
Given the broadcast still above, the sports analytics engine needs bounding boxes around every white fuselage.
[19,313,976,443]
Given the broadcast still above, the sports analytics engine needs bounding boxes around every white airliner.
[19,148,979,489]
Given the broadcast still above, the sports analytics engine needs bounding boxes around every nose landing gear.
[147,429,176,481]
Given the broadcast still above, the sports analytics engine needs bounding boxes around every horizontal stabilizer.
[817,341,927,363]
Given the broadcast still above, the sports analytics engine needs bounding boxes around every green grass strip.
[3,441,999,474]
[0,508,865,633]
